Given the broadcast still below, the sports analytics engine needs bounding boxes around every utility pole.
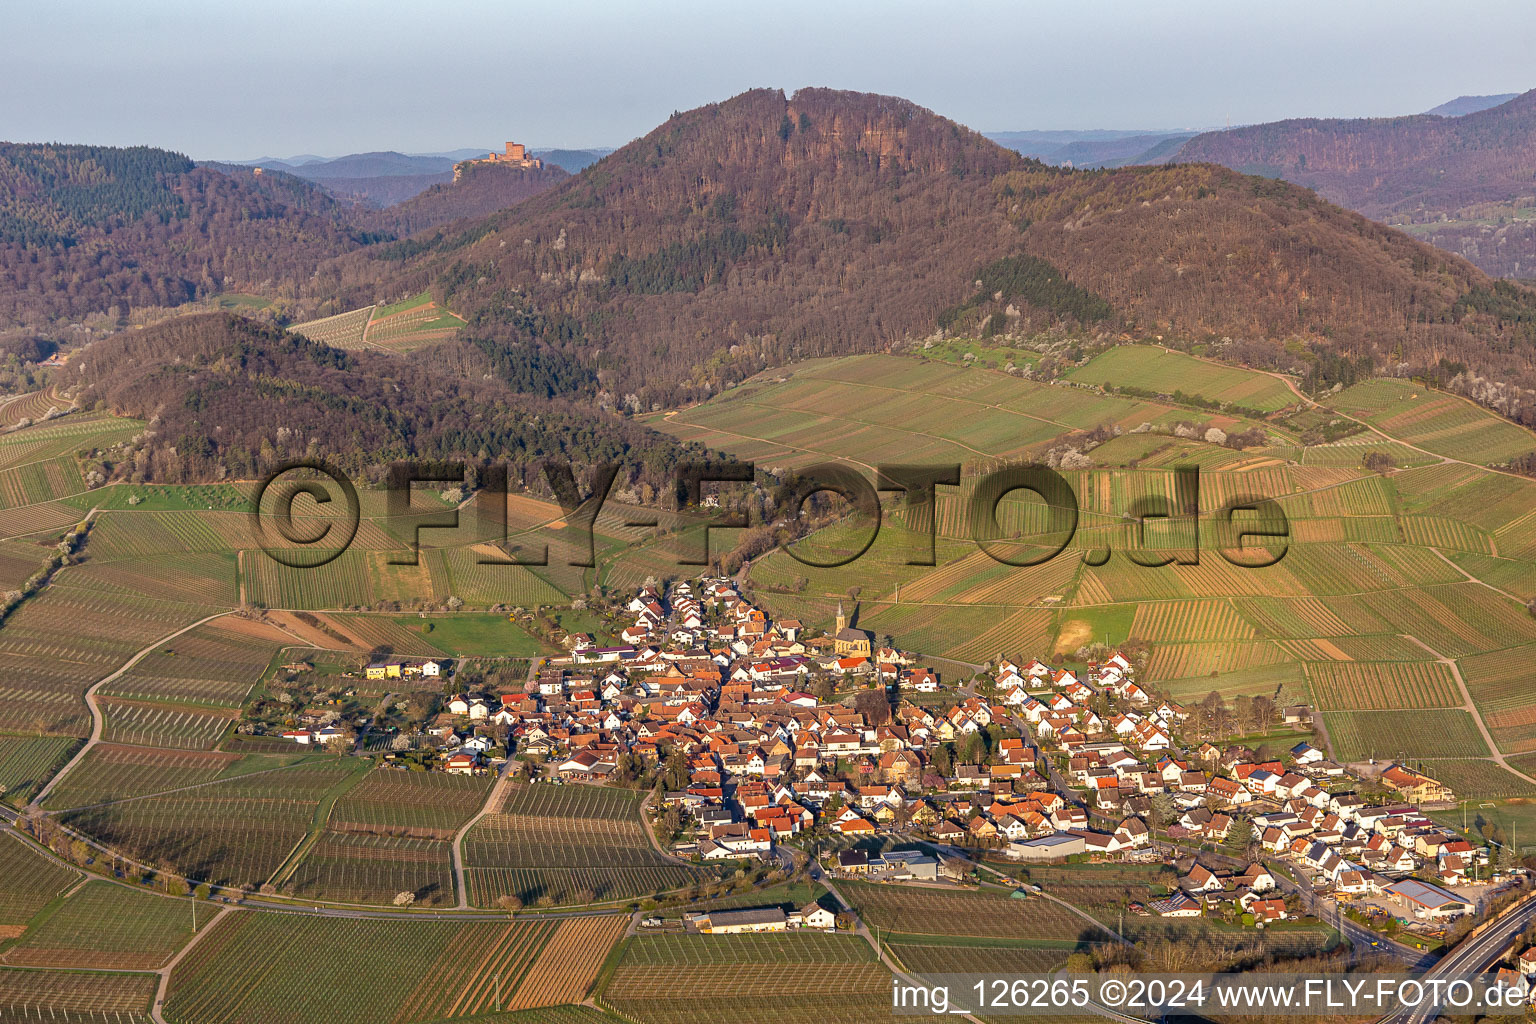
[495,973,501,1012]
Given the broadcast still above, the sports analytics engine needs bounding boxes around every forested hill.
[368,161,568,237]
[339,87,1536,420]
[1172,89,1536,276]
[0,143,375,323]
[73,313,702,489]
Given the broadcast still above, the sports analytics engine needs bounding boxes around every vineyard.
[1323,709,1490,762]
[1331,380,1536,466]
[162,912,586,1024]
[41,745,255,809]
[837,882,1094,941]
[1129,600,1255,642]
[886,936,1078,975]
[327,767,491,835]
[0,735,79,804]
[361,294,466,352]
[1065,346,1298,412]
[602,932,889,1024]
[463,785,710,906]
[1,880,207,970]
[0,832,79,928]
[1305,661,1462,710]
[289,305,374,349]
[0,455,85,509]
[98,617,288,707]
[501,915,629,1011]
[100,699,236,749]
[0,968,156,1022]
[1417,759,1536,800]
[57,760,368,887]
[284,831,455,906]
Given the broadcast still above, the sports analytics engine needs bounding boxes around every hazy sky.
[5,0,1534,159]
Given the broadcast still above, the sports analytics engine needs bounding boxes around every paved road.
[1379,891,1536,1024]
[31,609,229,805]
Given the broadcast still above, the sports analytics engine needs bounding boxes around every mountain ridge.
[1171,87,1536,276]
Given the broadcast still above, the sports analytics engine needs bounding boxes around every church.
[830,601,872,658]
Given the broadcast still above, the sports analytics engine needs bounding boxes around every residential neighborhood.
[231,573,1536,959]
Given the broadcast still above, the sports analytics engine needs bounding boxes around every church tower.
[835,600,847,634]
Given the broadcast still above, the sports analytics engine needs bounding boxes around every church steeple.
[835,600,847,634]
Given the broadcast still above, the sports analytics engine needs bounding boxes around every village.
[261,575,1531,958]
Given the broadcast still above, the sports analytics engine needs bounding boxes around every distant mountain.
[1049,132,1199,168]
[312,172,454,208]
[533,148,614,173]
[285,152,455,179]
[1173,88,1536,276]
[985,129,1198,166]
[410,147,495,162]
[1424,93,1519,117]
[337,87,1536,422]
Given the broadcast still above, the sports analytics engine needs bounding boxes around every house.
[836,850,871,874]
[793,902,837,930]
[1290,742,1323,765]
[1181,863,1227,893]
[444,751,478,775]
[1380,764,1454,804]
[1147,892,1202,917]
[1245,897,1288,923]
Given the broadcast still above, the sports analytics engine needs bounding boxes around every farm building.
[1006,833,1085,862]
[699,908,787,934]
[1386,879,1472,920]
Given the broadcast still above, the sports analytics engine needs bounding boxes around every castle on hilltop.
[477,142,542,169]
[454,141,543,181]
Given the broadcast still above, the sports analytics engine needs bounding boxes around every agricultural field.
[602,932,891,1024]
[396,612,548,657]
[162,911,616,1024]
[56,759,368,888]
[289,305,374,349]
[1305,661,1462,711]
[836,881,1096,942]
[0,967,157,1022]
[283,831,455,906]
[1066,345,1298,412]
[327,767,490,835]
[100,699,237,750]
[1330,379,1536,465]
[1,880,207,970]
[361,292,467,352]
[40,745,312,810]
[1459,646,1536,753]
[0,832,80,929]
[463,784,712,906]
[0,735,79,805]
[1322,709,1490,763]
